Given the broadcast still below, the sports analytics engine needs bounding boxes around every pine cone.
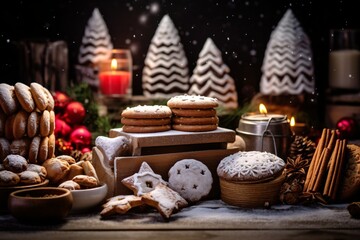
[290,136,316,164]
[280,178,303,204]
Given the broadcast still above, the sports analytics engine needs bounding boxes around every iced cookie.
[27,111,40,138]
[168,159,213,202]
[29,136,41,163]
[18,170,42,185]
[121,162,167,196]
[30,82,48,111]
[141,183,188,219]
[27,163,47,181]
[13,110,28,139]
[3,154,28,173]
[0,138,10,162]
[10,138,30,158]
[0,83,18,115]
[100,195,144,218]
[167,94,218,109]
[0,170,20,186]
[95,136,130,167]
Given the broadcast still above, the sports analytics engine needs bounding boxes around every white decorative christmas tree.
[142,14,189,98]
[260,9,315,95]
[189,38,238,109]
[78,8,113,66]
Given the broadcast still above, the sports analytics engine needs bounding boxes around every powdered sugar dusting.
[217,151,285,181]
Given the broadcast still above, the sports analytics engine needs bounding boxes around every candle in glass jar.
[99,59,130,95]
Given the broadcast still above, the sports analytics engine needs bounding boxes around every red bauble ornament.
[54,118,72,138]
[63,101,86,126]
[69,126,92,150]
[336,116,358,139]
[53,91,71,112]
[81,147,91,153]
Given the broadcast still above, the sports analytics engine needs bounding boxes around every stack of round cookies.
[167,95,219,132]
[121,105,172,133]
[0,82,55,164]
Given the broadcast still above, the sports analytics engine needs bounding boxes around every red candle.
[99,59,131,95]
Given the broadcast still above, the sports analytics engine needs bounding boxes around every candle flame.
[290,116,295,127]
[111,59,118,70]
[259,103,267,115]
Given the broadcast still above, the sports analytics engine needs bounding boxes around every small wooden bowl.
[8,187,73,222]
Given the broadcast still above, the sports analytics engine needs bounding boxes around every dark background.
[0,0,359,106]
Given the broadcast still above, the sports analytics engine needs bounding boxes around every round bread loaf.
[217,151,285,182]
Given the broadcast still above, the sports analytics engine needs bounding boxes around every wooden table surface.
[1,200,359,240]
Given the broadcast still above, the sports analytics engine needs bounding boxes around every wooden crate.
[93,127,239,199]
[92,147,239,199]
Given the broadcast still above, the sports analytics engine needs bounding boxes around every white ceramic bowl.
[70,183,108,212]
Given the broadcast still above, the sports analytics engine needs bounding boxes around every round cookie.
[10,138,30,158]
[172,124,217,132]
[27,163,47,181]
[58,180,81,190]
[121,117,171,126]
[48,134,56,159]
[49,110,55,134]
[13,110,29,139]
[38,136,49,163]
[0,170,20,186]
[43,87,55,111]
[5,114,16,140]
[167,95,218,109]
[0,138,10,162]
[121,105,172,119]
[217,151,286,182]
[123,125,171,133]
[29,136,41,163]
[0,109,5,137]
[173,116,219,125]
[168,159,213,202]
[40,110,50,137]
[30,82,48,111]
[0,83,18,115]
[14,82,35,112]
[72,174,98,188]
[18,170,42,185]
[27,111,40,138]
[42,157,70,183]
[3,154,28,173]
[171,108,217,117]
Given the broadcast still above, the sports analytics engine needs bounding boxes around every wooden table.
[1,200,359,240]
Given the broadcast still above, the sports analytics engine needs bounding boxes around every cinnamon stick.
[331,140,347,200]
[312,147,332,192]
[323,139,340,196]
[304,128,327,191]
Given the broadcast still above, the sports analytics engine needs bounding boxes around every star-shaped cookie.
[121,162,167,196]
[142,183,188,219]
[100,195,143,218]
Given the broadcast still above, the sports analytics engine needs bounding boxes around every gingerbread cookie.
[30,82,48,111]
[172,116,219,125]
[95,136,130,167]
[100,195,144,217]
[0,83,18,115]
[10,138,30,158]
[40,110,50,137]
[167,95,218,109]
[14,82,35,113]
[0,170,20,186]
[72,174,98,188]
[121,105,172,119]
[29,136,41,163]
[27,111,40,138]
[168,159,213,202]
[3,154,28,173]
[141,183,188,219]
[172,124,217,132]
[121,162,167,196]
[64,163,84,181]
[58,180,81,190]
[42,157,70,183]
[13,110,28,139]
[27,163,47,181]
[121,105,172,133]
[49,110,55,134]
[18,170,42,185]
[81,160,99,181]
[0,138,10,162]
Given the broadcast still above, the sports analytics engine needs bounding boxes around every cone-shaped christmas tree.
[189,38,238,109]
[78,8,113,66]
[142,15,189,98]
[260,9,315,95]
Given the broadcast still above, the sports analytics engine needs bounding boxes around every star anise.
[299,192,328,205]
[285,155,309,178]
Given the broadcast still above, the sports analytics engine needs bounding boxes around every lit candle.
[244,103,286,121]
[289,116,307,136]
[99,59,131,95]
